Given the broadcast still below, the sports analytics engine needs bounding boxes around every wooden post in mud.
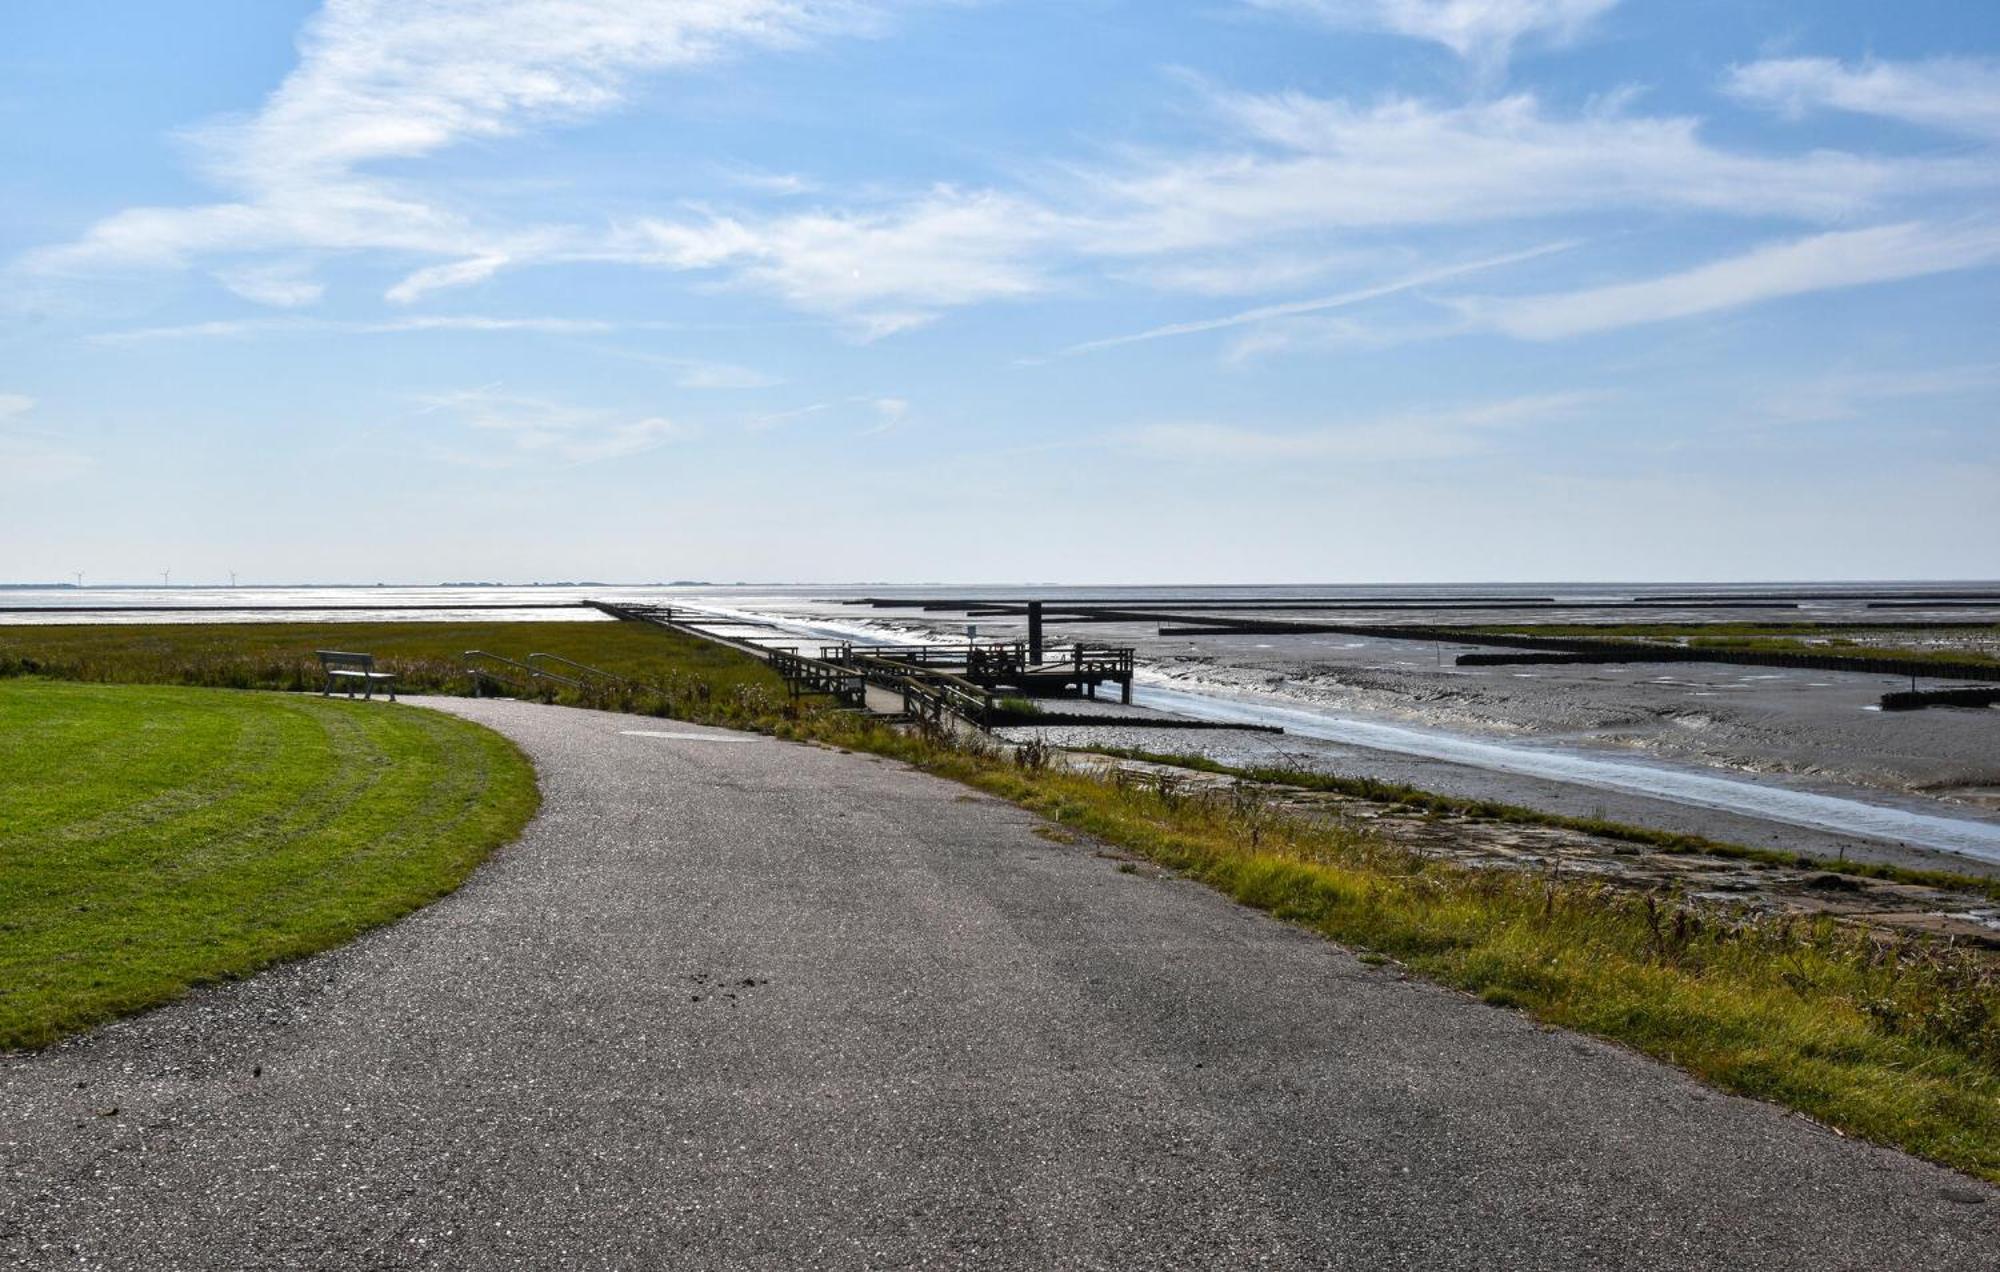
[1028,601,1044,664]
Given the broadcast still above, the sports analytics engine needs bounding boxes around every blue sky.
[3,0,1996,584]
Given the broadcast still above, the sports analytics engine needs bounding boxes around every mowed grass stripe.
[0,680,537,1049]
[216,706,520,938]
[13,694,275,845]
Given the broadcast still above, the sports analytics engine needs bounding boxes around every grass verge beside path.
[1081,745,2000,900]
[0,680,538,1049]
[792,716,2000,1183]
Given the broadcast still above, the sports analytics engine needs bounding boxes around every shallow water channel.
[1129,681,2000,866]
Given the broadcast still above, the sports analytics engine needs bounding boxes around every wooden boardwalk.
[585,600,1148,731]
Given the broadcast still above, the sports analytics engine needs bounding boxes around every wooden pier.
[580,599,1267,734]
[820,641,1135,704]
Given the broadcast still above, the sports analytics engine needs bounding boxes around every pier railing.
[823,641,1134,680]
[594,600,1131,728]
[896,671,997,730]
[464,649,583,696]
[767,647,867,708]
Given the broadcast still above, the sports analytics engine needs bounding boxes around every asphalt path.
[3,698,1997,1269]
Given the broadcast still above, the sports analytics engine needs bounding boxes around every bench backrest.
[316,649,376,671]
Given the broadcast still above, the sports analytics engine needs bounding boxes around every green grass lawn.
[0,619,790,726]
[0,679,538,1049]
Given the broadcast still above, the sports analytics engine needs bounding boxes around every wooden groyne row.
[846,591,2000,618]
[971,610,2000,685]
[860,598,2000,686]
[0,602,588,614]
[878,599,1803,614]
[1880,687,2000,712]
[1454,641,2000,683]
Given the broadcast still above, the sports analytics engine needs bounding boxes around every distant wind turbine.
[161,568,171,587]
[228,570,238,588]
[73,571,83,589]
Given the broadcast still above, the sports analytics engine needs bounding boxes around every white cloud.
[1118,250,1378,297]
[215,260,326,306]
[747,395,906,433]
[615,81,1986,336]
[1754,365,2000,425]
[1247,0,1618,74]
[723,168,822,196]
[1219,312,1467,361]
[385,254,513,304]
[1130,391,1595,463]
[859,396,909,435]
[1460,221,2000,340]
[21,1,1998,345]
[666,360,781,390]
[747,402,833,432]
[1050,241,1567,358]
[1088,89,1985,257]
[0,395,91,483]
[620,188,1067,336]
[1728,57,2000,139]
[91,315,619,343]
[23,0,896,299]
[418,389,689,465]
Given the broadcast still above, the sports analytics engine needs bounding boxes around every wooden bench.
[316,650,398,701]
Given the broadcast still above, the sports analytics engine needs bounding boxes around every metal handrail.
[463,649,583,691]
[527,652,634,686]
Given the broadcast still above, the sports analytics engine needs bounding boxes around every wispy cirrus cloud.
[1245,0,1618,75]
[1754,365,2000,426]
[416,388,689,466]
[90,315,621,344]
[660,359,781,390]
[214,260,326,307]
[21,0,901,301]
[1130,390,1597,463]
[19,1,2000,352]
[748,394,908,433]
[1727,56,2000,140]
[616,82,1991,338]
[1088,87,1986,259]
[859,396,909,435]
[1456,220,2000,340]
[1046,241,1568,358]
[616,188,1071,338]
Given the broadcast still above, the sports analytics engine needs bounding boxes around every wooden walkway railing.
[767,647,867,708]
[591,600,1135,729]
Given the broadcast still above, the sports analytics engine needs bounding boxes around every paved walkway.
[4,698,1997,1269]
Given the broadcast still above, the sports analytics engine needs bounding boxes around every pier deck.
[589,600,1145,730]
